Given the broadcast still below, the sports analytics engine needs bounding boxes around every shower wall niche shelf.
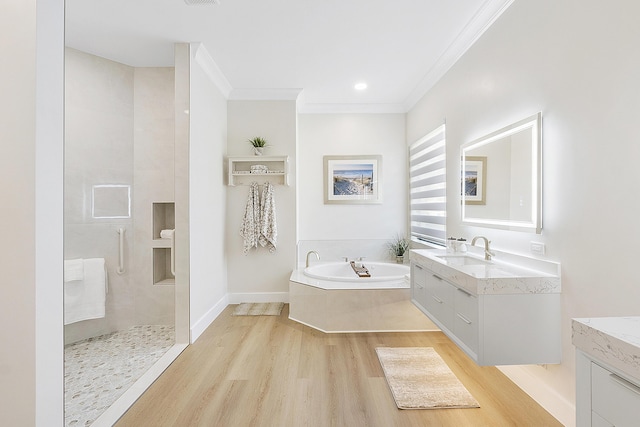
[152,202,175,285]
[227,155,289,186]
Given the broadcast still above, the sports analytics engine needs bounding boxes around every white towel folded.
[160,229,175,239]
[64,258,107,325]
[64,259,84,282]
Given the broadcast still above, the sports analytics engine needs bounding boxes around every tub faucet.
[306,251,320,268]
[471,236,495,261]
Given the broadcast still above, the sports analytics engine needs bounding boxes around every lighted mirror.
[461,113,542,233]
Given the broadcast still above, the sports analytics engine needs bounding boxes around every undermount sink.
[433,253,544,280]
[435,254,491,266]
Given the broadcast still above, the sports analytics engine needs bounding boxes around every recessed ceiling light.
[354,82,367,91]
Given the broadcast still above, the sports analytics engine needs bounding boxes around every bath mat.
[232,302,284,316]
[376,347,480,410]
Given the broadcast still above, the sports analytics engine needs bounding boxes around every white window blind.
[409,124,446,247]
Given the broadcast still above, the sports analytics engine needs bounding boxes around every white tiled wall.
[64,48,175,343]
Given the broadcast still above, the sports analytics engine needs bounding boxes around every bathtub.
[289,261,436,333]
[303,261,409,284]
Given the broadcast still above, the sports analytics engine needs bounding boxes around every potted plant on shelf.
[388,235,410,264]
[248,136,268,156]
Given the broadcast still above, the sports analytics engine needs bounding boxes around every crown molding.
[229,88,303,101]
[192,42,233,99]
[402,0,514,111]
[297,103,406,114]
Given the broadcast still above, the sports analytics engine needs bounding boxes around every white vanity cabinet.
[410,249,561,366]
[573,317,640,427]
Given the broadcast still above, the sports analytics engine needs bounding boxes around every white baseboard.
[498,365,575,427]
[190,294,229,343]
[228,292,289,304]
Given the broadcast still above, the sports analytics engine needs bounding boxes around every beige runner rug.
[376,347,480,410]
[232,302,284,316]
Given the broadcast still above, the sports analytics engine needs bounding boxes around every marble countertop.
[410,249,561,295]
[572,317,640,382]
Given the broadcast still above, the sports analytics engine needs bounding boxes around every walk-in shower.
[63,47,177,426]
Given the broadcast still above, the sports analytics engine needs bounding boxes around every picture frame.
[324,155,382,204]
[463,156,486,205]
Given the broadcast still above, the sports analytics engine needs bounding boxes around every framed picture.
[463,156,486,205]
[324,155,382,204]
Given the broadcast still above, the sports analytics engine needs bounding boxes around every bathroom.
[6,1,640,426]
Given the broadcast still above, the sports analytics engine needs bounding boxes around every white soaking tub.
[303,261,409,285]
[289,261,435,333]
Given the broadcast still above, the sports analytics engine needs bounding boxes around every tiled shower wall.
[132,67,175,327]
[64,48,175,344]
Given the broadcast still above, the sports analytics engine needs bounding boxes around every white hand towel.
[64,259,84,282]
[160,229,175,239]
[259,181,277,253]
[64,258,107,325]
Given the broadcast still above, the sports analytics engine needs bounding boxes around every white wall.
[297,114,407,241]
[188,44,229,339]
[407,1,640,425]
[0,0,64,425]
[226,100,297,300]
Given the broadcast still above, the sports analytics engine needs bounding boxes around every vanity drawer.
[591,411,613,427]
[425,272,454,307]
[422,271,454,330]
[411,264,427,307]
[412,263,426,287]
[591,362,640,426]
[454,287,478,353]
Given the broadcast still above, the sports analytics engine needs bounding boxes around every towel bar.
[170,231,176,276]
[116,228,125,274]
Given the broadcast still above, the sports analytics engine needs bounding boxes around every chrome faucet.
[305,251,320,268]
[471,236,495,261]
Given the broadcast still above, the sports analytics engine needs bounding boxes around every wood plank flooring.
[116,305,562,427]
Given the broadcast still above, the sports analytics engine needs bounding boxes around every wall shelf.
[227,155,289,186]
[152,202,175,285]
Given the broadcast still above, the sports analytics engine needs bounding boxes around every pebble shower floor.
[64,325,175,426]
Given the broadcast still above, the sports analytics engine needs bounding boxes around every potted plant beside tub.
[248,136,268,156]
[388,235,410,264]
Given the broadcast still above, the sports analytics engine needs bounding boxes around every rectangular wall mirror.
[461,112,542,233]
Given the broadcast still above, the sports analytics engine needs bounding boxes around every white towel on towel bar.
[64,258,107,325]
[64,259,84,282]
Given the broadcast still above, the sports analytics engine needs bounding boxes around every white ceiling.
[65,0,512,113]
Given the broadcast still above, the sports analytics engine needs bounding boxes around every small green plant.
[248,136,268,148]
[388,235,410,257]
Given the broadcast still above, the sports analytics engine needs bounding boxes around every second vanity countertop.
[410,248,561,295]
[572,317,640,382]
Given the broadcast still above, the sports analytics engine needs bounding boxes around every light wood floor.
[116,304,562,427]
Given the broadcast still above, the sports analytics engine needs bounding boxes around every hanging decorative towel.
[240,182,261,254]
[259,181,277,252]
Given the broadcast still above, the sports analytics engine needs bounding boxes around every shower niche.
[152,202,175,285]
